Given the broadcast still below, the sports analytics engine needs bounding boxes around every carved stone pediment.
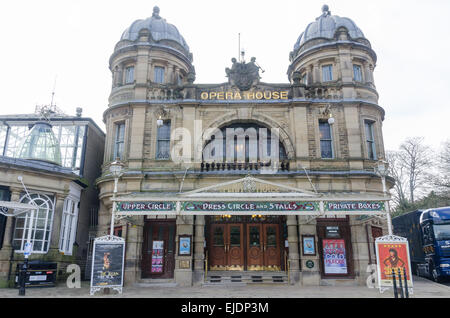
[182,175,319,197]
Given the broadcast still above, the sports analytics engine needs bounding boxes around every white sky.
[0,0,449,152]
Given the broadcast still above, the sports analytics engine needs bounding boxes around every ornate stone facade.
[97,6,392,287]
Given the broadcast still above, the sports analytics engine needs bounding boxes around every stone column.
[0,188,21,287]
[312,62,320,84]
[286,216,300,284]
[48,193,67,257]
[193,215,205,285]
[123,216,144,285]
[298,216,321,286]
[349,216,371,285]
[174,215,194,286]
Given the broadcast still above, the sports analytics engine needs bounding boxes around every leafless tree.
[387,137,433,208]
[398,137,432,203]
[433,139,450,193]
[386,150,409,208]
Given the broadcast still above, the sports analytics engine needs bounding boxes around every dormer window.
[125,66,134,84]
[154,66,165,84]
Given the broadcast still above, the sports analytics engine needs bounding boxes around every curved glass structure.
[17,121,62,165]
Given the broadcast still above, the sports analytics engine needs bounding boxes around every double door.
[247,224,281,271]
[142,221,176,278]
[209,223,281,271]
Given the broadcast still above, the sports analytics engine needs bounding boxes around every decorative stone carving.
[225,57,262,91]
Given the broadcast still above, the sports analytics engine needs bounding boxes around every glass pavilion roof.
[17,121,62,165]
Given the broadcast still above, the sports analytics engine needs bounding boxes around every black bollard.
[392,268,398,298]
[403,267,409,298]
[18,258,29,296]
[397,268,405,298]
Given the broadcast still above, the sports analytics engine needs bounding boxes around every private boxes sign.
[90,236,125,293]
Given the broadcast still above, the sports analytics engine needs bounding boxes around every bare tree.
[433,139,450,193]
[386,150,409,208]
[397,137,432,203]
[386,137,433,211]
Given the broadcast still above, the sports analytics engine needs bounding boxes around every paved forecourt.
[0,276,449,298]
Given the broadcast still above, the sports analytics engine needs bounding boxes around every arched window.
[203,123,288,163]
[13,193,54,253]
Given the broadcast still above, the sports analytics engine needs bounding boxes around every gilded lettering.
[255,92,263,99]
[272,91,280,99]
[280,91,288,99]
[264,91,272,99]
[200,92,209,99]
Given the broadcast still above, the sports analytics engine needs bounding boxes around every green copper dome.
[17,121,62,165]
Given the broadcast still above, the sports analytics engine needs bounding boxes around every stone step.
[205,271,288,284]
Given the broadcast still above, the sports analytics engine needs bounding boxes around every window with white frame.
[59,197,79,255]
[365,120,377,160]
[154,66,165,84]
[125,66,134,84]
[113,122,125,160]
[319,120,334,159]
[156,120,171,159]
[13,193,54,253]
[322,64,333,82]
[353,64,363,82]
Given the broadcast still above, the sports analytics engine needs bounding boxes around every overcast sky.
[0,0,448,152]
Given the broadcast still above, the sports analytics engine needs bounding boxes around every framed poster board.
[90,235,125,295]
[322,239,348,274]
[375,237,413,292]
[302,235,316,256]
[151,240,164,273]
[178,235,192,256]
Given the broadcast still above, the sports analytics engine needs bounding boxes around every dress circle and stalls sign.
[182,201,318,214]
[375,239,413,289]
[90,236,125,291]
[322,239,348,274]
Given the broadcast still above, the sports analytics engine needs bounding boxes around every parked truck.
[392,206,450,283]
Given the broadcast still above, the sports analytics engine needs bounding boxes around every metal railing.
[200,160,291,172]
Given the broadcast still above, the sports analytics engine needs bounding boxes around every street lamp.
[109,159,124,236]
[374,159,392,235]
[17,175,36,296]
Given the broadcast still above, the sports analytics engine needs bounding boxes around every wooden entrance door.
[263,224,281,270]
[142,221,176,278]
[209,223,244,270]
[246,224,281,271]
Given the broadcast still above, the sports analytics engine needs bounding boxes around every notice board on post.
[90,235,125,295]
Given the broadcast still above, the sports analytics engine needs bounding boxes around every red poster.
[375,241,413,288]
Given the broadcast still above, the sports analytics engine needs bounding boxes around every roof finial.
[321,4,331,17]
[152,6,161,19]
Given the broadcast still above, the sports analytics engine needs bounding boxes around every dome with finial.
[291,5,370,58]
[17,121,62,165]
[119,6,191,57]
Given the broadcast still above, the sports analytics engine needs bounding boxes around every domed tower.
[104,6,195,170]
[108,6,195,106]
[288,5,378,103]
